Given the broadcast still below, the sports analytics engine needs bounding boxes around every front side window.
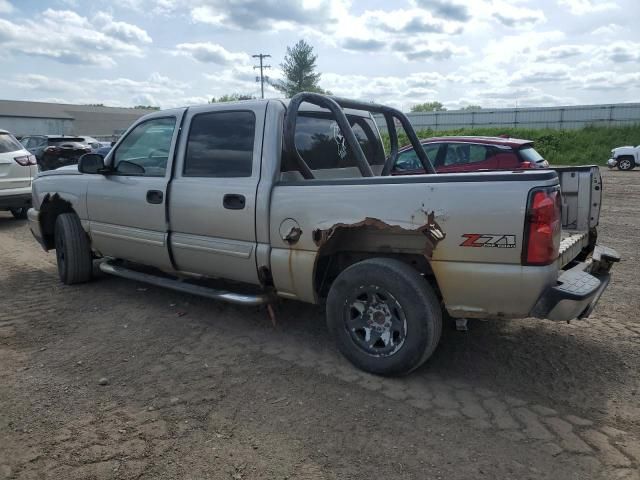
[112,117,176,176]
[288,114,385,172]
[184,111,255,177]
[394,144,440,171]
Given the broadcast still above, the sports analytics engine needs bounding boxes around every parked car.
[95,142,114,158]
[20,135,92,171]
[75,136,102,151]
[0,129,37,219]
[392,136,549,174]
[28,93,618,376]
[607,145,638,171]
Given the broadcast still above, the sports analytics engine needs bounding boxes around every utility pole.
[252,53,271,99]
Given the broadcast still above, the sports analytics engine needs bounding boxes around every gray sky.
[1,0,638,110]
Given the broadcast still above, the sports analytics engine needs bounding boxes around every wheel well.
[619,155,635,163]
[314,251,441,302]
[39,194,76,249]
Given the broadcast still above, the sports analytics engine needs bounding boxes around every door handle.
[146,190,163,204]
[223,194,246,210]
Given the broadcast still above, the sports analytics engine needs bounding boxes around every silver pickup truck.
[28,93,619,376]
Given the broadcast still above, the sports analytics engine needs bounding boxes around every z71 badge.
[460,234,516,248]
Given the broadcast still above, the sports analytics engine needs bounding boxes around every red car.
[391,136,549,174]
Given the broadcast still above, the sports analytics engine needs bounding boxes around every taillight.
[522,187,561,266]
[14,154,37,166]
[520,161,532,169]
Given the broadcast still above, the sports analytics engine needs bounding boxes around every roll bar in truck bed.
[283,92,437,179]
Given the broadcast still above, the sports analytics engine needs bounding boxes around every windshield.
[519,146,544,163]
[0,132,25,153]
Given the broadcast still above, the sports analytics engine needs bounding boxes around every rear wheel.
[326,258,442,376]
[10,207,28,219]
[54,213,93,285]
[617,156,635,171]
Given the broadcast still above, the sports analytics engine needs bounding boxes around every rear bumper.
[0,193,31,210]
[530,245,620,322]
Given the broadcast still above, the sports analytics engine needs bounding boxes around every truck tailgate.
[554,166,601,232]
[554,166,602,266]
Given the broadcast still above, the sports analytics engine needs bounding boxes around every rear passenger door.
[168,104,266,285]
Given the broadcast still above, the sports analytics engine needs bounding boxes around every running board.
[99,262,270,306]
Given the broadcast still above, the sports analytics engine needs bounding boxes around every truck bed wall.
[269,171,560,319]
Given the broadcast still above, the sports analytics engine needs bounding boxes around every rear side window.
[184,111,255,177]
[519,146,544,162]
[288,114,385,172]
[0,133,24,153]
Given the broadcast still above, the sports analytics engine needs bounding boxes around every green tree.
[410,101,447,112]
[274,39,328,97]
[210,93,255,103]
[461,105,482,111]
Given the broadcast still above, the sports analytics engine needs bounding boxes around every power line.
[252,53,271,99]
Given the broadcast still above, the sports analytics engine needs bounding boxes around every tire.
[10,207,28,220]
[617,156,635,171]
[326,258,442,376]
[54,213,93,285]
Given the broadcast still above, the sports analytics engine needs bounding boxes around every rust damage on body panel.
[311,210,446,258]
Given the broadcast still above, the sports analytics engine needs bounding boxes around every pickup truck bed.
[27,93,619,376]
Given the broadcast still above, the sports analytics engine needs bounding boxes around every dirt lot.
[1,169,639,480]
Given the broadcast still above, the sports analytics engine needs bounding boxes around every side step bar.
[99,261,271,306]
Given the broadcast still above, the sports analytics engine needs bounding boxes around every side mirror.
[110,141,116,147]
[78,153,106,174]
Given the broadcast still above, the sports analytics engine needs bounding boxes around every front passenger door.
[86,114,182,271]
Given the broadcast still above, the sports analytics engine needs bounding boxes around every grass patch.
[381,124,640,166]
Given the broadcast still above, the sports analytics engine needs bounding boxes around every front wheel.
[617,156,635,171]
[54,213,93,285]
[326,258,442,376]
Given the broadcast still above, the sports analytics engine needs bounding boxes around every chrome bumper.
[607,158,617,168]
[530,245,620,322]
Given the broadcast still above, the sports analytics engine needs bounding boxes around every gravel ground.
[0,168,639,480]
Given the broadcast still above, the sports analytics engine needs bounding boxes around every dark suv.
[392,136,549,174]
[20,135,92,171]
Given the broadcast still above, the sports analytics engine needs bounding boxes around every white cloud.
[190,0,347,31]
[492,2,546,27]
[174,42,250,65]
[0,0,13,14]
[558,0,619,15]
[597,41,640,63]
[94,12,152,45]
[0,9,151,66]
[509,64,572,85]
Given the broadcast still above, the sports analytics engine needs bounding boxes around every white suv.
[0,129,37,219]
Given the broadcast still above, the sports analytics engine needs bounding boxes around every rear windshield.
[49,137,85,144]
[519,146,544,163]
[0,132,24,153]
[285,114,385,172]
